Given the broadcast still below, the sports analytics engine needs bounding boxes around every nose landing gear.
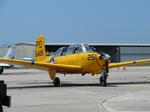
[99,60,109,86]
[99,72,108,86]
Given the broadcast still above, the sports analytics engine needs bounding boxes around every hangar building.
[0,43,150,62]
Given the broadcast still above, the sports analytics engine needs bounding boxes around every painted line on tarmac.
[98,95,119,112]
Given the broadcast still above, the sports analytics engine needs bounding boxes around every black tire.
[0,106,3,112]
[100,77,107,86]
[0,67,4,75]
[0,72,2,75]
[53,77,60,87]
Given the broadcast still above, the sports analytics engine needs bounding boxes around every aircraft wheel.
[0,67,4,74]
[100,76,107,86]
[0,106,3,112]
[0,68,3,75]
[53,77,60,87]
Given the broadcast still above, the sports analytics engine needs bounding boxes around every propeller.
[98,51,111,86]
[99,51,111,73]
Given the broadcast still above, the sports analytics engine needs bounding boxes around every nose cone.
[104,53,111,60]
[99,51,111,62]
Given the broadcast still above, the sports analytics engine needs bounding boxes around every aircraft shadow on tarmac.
[8,83,103,89]
[8,80,150,89]
[2,72,44,75]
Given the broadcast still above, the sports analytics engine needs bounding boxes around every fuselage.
[53,52,106,74]
[40,44,110,75]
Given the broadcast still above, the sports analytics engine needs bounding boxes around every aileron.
[109,59,150,68]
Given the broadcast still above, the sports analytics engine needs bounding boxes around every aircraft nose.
[98,52,110,73]
[103,54,111,61]
[99,52,111,61]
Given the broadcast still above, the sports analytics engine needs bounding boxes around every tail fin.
[4,45,16,59]
[35,35,46,62]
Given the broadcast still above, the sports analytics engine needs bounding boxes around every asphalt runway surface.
[1,66,150,112]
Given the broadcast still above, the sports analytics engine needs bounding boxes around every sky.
[0,0,150,45]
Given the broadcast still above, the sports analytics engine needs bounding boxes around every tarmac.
[1,66,150,112]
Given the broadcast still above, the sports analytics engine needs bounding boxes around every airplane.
[0,45,16,74]
[0,45,34,74]
[0,35,150,86]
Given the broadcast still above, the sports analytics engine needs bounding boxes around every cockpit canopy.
[53,44,93,57]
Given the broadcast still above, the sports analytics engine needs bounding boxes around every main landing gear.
[0,67,4,75]
[53,77,60,87]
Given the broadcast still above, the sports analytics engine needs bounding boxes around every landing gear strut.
[100,60,109,86]
[53,77,60,87]
[99,72,108,86]
[0,67,4,75]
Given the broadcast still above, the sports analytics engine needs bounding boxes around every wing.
[0,63,12,68]
[0,58,82,72]
[109,59,150,68]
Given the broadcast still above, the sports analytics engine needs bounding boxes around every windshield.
[53,44,93,57]
[82,44,93,52]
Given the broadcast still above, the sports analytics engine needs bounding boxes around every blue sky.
[0,0,150,44]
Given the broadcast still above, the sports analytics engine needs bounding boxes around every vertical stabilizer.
[35,35,46,62]
[4,45,16,59]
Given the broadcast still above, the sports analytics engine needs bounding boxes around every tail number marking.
[36,41,42,48]
[35,50,44,57]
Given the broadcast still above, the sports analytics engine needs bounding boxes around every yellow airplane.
[0,35,150,86]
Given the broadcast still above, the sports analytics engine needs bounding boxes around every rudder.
[4,45,16,59]
[35,35,46,62]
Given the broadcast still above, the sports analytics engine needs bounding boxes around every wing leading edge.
[0,58,82,72]
[109,59,150,68]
